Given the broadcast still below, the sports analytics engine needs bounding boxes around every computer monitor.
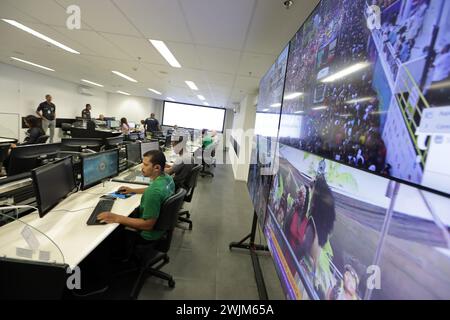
[104,136,124,148]
[7,143,62,176]
[126,143,142,165]
[61,138,103,152]
[108,120,120,129]
[140,141,159,158]
[165,135,172,148]
[128,122,136,129]
[31,157,76,218]
[81,149,119,190]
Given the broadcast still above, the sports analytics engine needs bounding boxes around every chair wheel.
[189,224,193,231]
[164,256,170,264]
[169,279,176,288]
[186,213,191,219]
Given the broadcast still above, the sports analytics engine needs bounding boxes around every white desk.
[0,181,141,269]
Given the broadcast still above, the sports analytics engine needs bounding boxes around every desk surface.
[0,181,141,269]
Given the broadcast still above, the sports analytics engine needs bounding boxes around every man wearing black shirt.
[82,104,92,119]
[144,113,162,137]
[36,94,56,143]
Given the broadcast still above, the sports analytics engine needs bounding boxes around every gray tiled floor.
[138,161,285,300]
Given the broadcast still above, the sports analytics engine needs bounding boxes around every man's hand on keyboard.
[97,212,121,224]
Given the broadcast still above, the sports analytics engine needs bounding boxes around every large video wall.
[248,0,450,300]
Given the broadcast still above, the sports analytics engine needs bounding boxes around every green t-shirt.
[139,174,175,241]
[202,135,213,149]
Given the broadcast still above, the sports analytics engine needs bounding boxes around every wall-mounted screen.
[279,0,450,195]
[163,101,226,132]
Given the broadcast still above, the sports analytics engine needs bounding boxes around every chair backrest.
[36,135,49,144]
[203,141,219,164]
[153,188,187,252]
[61,123,72,131]
[184,165,202,202]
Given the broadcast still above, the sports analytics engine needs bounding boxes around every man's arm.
[97,213,156,231]
[36,104,43,118]
[119,186,146,194]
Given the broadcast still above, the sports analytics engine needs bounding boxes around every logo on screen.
[66,5,81,30]
[366,5,381,31]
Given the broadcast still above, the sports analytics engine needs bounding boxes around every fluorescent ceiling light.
[81,79,104,87]
[148,88,162,95]
[167,97,175,101]
[322,62,370,83]
[203,102,210,106]
[2,19,80,54]
[285,92,303,100]
[262,108,270,112]
[271,103,282,108]
[197,95,206,101]
[294,110,304,114]
[10,57,54,71]
[312,106,328,111]
[117,91,130,96]
[185,81,199,91]
[112,71,138,83]
[346,97,374,104]
[149,39,181,68]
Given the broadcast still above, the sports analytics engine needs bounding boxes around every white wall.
[0,62,108,141]
[229,94,257,181]
[106,93,163,125]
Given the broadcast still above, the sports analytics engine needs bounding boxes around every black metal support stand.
[229,211,269,300]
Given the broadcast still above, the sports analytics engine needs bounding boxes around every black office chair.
[129,188,187,299]
[36,135,49,144]
[61,123,72,138]
[200,141,218,178]
[178,165,202,230]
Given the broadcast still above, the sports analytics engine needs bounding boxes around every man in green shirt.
[98,150,175,242]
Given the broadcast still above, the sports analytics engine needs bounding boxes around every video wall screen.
[265,143,450,300]
[162,101,226,132]
[247,45,289,225]
[278,0,450,195]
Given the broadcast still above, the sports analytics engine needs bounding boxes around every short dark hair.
[86,104,91,108]
[143,150,166,169]
[25,115,41,128]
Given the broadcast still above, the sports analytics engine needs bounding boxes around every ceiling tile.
[180,0,255,50]
[113,0,192,42]
[55,0,141,37]
[238,53,276,78]
[196,46,241,75]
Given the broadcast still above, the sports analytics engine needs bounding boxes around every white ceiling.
[0,0,319,108]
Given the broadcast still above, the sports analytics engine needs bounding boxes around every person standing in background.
[82,104,92,119]
[144,113,162,137]
[36,94,56,143]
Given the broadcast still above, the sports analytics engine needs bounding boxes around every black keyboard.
[86,199,115,225]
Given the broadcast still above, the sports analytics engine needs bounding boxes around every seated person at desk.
[2,115,45,174]
[120,117,130,135]
[98,114,105,121]
[165,138,194,189]
[97,150,175,244]
[202,129,213,149]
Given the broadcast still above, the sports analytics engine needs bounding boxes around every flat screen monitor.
[126,143,142,165]
[108,120,120,129]
[81,149,119,190]
[278,0,450,195]
[31,157,76,218]
[140,141,159,158]
[162,101,226,132]
[128,122,136,129]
